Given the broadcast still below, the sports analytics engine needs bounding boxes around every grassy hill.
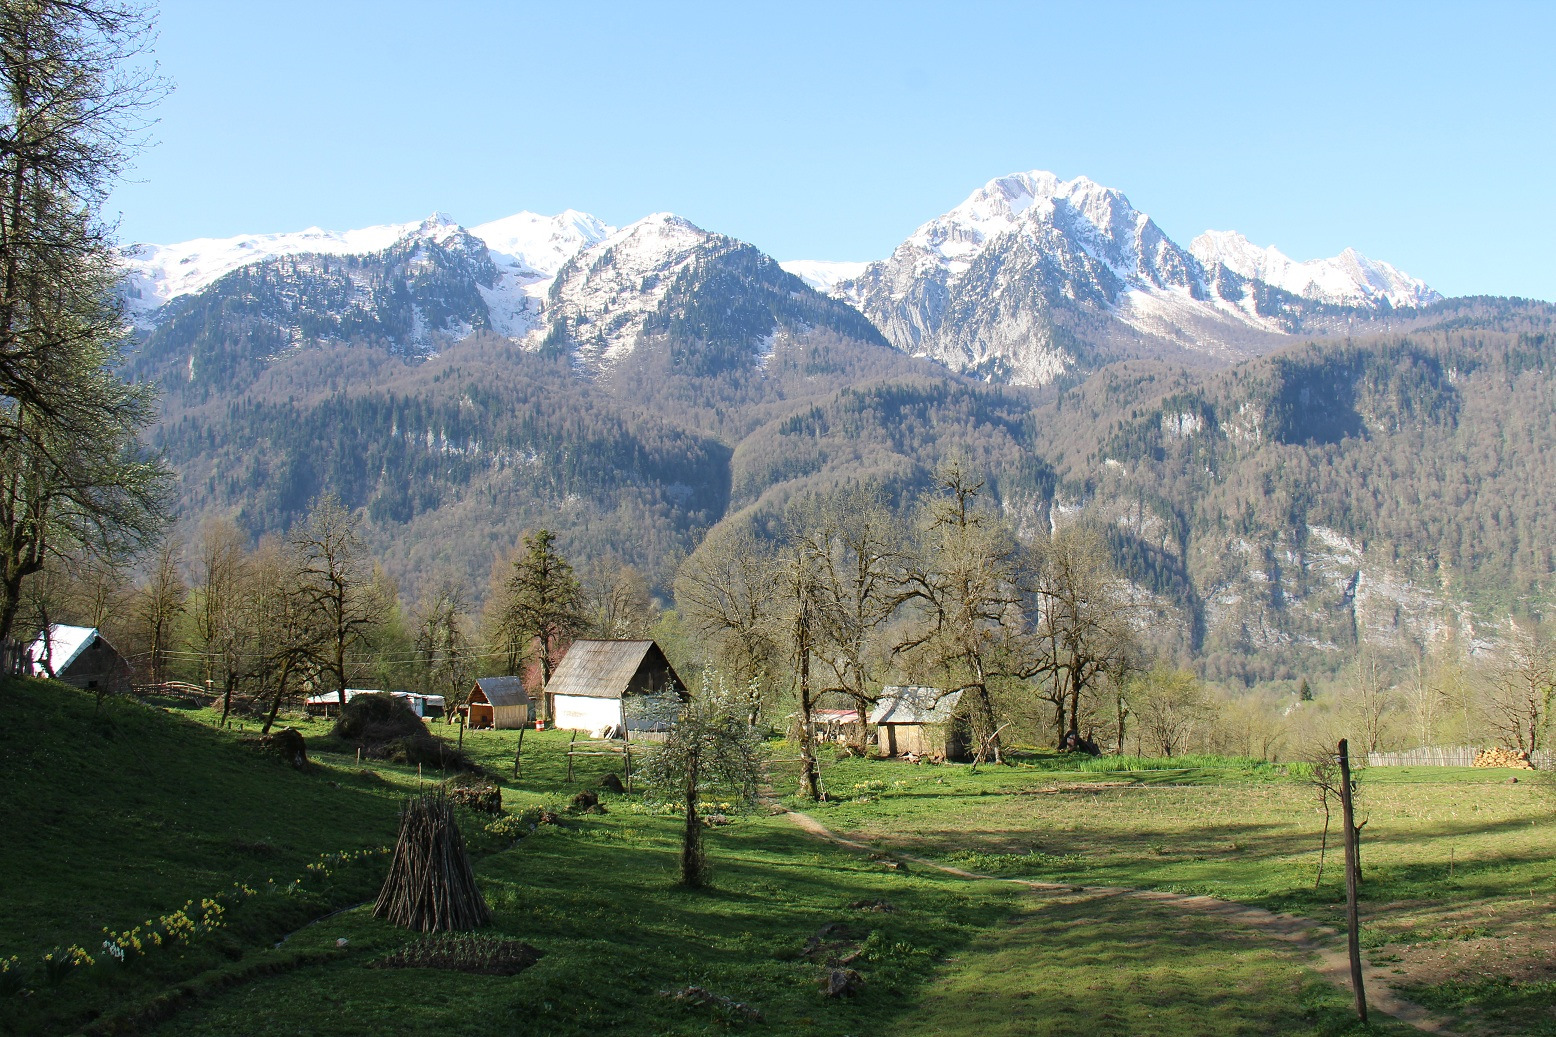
[0,678,405,958]
[5,677,1546,1035]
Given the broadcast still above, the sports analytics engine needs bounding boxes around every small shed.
[27,625,132,695]
[811,708,866,744]
[466,676,532,729]
[871,686,968,761]
[545,639,686,734]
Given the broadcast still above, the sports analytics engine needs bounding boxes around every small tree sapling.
[639,681,765,888]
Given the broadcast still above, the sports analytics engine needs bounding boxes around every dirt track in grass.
[785,808,1461,1036]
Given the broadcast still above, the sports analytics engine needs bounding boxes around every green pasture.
[1,679,1548,1035]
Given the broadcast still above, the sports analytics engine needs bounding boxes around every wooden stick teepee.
[373,792,491,931]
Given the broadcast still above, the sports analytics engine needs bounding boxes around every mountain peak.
[1190,230,1439,309]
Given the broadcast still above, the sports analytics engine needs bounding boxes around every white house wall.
[553,695,622,733]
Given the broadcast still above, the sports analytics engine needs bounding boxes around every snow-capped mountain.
[127,171,1444,391]
[1189,230,1439,310]
[124,217,429,320]
[533,213,886,375]
[799,171,1440,385]
[124,209,616,335]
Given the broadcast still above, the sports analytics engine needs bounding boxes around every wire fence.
[1367,746,1554,768]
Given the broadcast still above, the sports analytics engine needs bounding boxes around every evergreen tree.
[497,529,585,716]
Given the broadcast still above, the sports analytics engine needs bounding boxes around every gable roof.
[27,625,101,676]
[545,639,681,700]
[870,686,962,725]
[473,676,530,707]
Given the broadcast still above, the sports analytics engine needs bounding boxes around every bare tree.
[797,489,908,751]
[674,523,781,727]
[1400,649,1445,748]
[774,535,825,800]
[1027,525,1138,747]
[292,494,385,710]
[127,535,185,687]
[192,518,247,724]
[1482,623,1554,754]
[243,535,319,734]
[582,556,656,640]
[1346,652,1396,755]
[897,464,1020,764]
[1129,666,1210,757]
[480,546,525,675]
[414,576,475,718]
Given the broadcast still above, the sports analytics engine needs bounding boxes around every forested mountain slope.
[126,180,1556,683]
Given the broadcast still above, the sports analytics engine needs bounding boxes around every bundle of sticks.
[373,792,491,931]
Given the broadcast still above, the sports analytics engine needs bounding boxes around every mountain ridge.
[124,169,1448,389]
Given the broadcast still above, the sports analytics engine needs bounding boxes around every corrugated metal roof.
[870,686,962,725]
[27,625,99,676]
[473,676,530,707]
[545,640,679,700]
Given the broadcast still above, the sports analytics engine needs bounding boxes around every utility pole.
[1338,738,1367,1023]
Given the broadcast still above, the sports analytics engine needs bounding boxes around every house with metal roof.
[465,676,532,729]
[870,685,968,760]
[27,625,132,695]
[544,639,686,734]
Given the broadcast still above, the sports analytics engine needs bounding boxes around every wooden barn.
[545,639,686,734]
[871,686,968,760]
[27,625,132,695]
[465,676,533,729]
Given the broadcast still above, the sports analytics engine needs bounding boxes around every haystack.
[333,693,478,772]
[374,793,490,932]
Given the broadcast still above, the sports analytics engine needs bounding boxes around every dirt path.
[784,809,1462,1036]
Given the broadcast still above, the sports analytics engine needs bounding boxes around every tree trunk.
[681,747,703,886]
[1338,739,1367,1023]
[262,655,294,735]
[798,644,821,801]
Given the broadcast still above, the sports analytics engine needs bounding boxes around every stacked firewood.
[373,793,491,931]
[1474,747,1535,770]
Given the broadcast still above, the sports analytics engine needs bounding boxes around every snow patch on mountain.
[779,259,869,293]
[1190,230,1439,309]
[124,217,424,318]
[532,213,712,369]
[124,209,616,336]
[468,210,615,337]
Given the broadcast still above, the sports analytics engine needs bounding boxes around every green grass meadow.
[1,678,1549,1035]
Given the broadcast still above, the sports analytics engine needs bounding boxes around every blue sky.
[111,1,1555,300]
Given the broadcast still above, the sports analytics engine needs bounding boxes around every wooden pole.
[513,724,526,780]
[566,729,577,782]
[1337,738,1367,1023]
[624,725,633,794]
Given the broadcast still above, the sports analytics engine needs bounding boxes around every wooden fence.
[1367,746,1554,768]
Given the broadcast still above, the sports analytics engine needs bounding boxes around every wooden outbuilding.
[871,686,968,761]
[27,625,132,695]
[545,639,686,734]
[465,676,533,729]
